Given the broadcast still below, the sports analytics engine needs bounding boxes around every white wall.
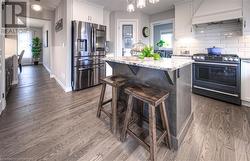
[28,7,54,21]
[5,38,17,57]
[149,9,175,23]
[175,20,250,58]
[110,11,150,52]
[42,21,52,73]
[51,0,72,92]
[103,9,111,41]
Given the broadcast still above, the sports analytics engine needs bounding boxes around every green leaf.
[31,37,42,59]
[153,53,161,60]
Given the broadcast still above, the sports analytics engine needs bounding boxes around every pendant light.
[126,0,160,12]
[149,0,159,4]
[31,0,42,12]
[127,0,135,12]
[127,4,135,12]
[137,0,146,8]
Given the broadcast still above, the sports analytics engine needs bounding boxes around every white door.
[117,19,138,57]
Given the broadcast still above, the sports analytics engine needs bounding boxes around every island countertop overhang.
[103,56,194,72]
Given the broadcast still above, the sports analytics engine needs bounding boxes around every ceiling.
[29,0,62,10]
[87,0,177,15]
[18,17,50,27]
[26,17,50,27]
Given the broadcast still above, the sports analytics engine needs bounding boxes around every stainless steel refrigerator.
[72,21,106,91]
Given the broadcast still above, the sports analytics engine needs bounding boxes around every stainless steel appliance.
[72,21,106,91]
[192,54,241,105]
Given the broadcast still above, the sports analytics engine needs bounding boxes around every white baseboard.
[43,64,51,73]
[51,74,72,93]
[12,80,18,85]
[242,101,250,108]
[0,99,6,115]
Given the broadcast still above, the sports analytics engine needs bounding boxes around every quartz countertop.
[103,56,193,71]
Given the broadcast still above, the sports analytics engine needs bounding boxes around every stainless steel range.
[192,54,241,105]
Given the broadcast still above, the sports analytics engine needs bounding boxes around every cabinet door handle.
[244,20,247,28]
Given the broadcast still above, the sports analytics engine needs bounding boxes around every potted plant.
[156,40,165,48]
[31,37,42,65]
[138,46,161,60]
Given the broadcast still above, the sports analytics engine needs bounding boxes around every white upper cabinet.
[243,0,250,35]
[175,1,193,39]
[192,0,243,25]
[241,60,250,103]
[73,0,104,25]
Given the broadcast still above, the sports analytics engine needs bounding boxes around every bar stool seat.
[121,84,171,161]
[97,75,127,134]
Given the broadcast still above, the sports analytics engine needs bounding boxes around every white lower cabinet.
[241,60,250,106]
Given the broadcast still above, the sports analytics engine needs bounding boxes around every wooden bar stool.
[121,84,171,161]
[97,75,127,134]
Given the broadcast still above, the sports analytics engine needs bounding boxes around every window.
[18,31,32,58]
[18,31,33,64]
[160,32,173,49]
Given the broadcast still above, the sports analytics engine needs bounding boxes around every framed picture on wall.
[44,30,48,47]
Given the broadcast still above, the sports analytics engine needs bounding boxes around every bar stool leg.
[97,83,106,118]
[121,95,134,142]
[111,86,118,134]
[160,102,172,149]
[149,105,157,161]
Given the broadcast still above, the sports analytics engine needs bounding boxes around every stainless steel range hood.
[192,0,243,25]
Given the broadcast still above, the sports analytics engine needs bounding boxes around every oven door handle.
[193,62,239,67]
[193,85,239,97]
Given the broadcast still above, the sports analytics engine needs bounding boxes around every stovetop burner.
[192,53,240,64]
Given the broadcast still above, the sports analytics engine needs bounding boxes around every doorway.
[150,19,174,58]
[116,19,138,56]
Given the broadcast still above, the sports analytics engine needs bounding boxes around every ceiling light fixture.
[137,0,146,8]
[31,0,42,12]
[127,3,135,12]
[127,0,160,12]
[149,0,159,4]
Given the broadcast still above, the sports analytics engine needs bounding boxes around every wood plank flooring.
[0,65,249,161]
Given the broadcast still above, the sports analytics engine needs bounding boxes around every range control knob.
[223,57,229,61]
[229,57,234,61]
[233,58,239,62]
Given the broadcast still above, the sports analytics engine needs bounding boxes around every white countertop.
[103,56,193,72]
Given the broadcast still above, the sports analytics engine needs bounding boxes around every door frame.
[0,0,6,115]
[150,18,174,47]
[116,19,139,57]
[0,38,6,115]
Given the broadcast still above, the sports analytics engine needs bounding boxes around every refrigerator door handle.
[93,27,96,52]
[78,67,91,71]
[78,58,93,61]
[91,27,95,52]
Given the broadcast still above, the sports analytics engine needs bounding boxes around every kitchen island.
[103,56,193,150]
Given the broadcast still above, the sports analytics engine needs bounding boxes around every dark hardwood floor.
[0,65,249,161]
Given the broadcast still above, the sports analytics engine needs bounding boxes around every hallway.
[0,65,249,161]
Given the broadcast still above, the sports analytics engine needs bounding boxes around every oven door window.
[195,65,237,87]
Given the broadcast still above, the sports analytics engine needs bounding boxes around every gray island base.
[104,56,193,150]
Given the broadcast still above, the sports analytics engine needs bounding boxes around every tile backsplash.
[175,20,250,58]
